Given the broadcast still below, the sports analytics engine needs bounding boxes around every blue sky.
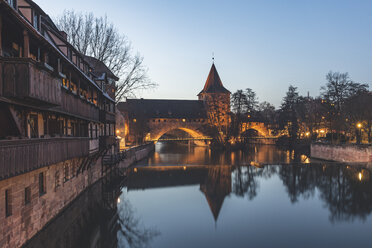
[36,0,372,107]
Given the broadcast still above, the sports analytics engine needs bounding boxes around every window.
[7,0,16,8]
[25,187,31,205]
[39,172,46,196]
[29,114,38,138]
[5,189,12,217]
[33,12,39,30]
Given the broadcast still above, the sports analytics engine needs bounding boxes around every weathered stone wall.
[0,157,102,248]
[118,142,155,169]
[311,143,372,162]
[0,143,154,248]
[23,178,119,248]
[246,138,276,145]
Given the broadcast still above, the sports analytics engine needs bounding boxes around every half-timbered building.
[0,0,118,246]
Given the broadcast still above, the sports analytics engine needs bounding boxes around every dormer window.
[33,12,39,30]
[7,0,16,8]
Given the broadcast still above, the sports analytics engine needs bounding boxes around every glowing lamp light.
[117,197,121,203]
[305,132,310,137]
[116,130,120,134]
[182,119,186,122]
[134,168,137,173]
[320,130,325,134]
[357,123,362,129]
[133,119,137,123]
[358,172,363,181]
[183,166,187,170]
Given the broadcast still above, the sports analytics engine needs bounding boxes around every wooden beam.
[9,106,24,136]
[23,30,30,58]
[37,47,41,61]
[57,58,61,73]
[0,14,2,56]
[77,79,81,97]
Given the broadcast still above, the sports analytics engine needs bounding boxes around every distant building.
[198,63,231,136]
[118,63,231,144]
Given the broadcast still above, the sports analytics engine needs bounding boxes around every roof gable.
[199,64,230,95]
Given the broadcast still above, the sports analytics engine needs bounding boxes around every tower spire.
[212,52,214,64]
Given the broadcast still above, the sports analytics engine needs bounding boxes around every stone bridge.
[241,122,271,137]
[146,119,211,145]
[116,64,276,146]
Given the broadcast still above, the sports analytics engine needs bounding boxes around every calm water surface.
[25,143,372,248]
[120,143,372,248]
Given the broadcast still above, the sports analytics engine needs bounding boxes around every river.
[25,143,372,248]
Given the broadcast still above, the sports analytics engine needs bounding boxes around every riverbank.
[0,143,154,248]
[311,143,372,162]
[118,143,155,169]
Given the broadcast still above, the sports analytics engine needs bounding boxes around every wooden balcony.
[0,137,89,180]
[99,136,116,150]
[99,109,116,123]
[0,57,100,121]
[56,92,99,122]
[0,57,62,106]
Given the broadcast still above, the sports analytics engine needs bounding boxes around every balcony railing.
[0,58,62,106]
[0,58,100,121]
[0,137,89,180]
[56,92,99,122]
[99,110,116,123]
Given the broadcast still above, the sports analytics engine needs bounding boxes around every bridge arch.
[241,122,270,137]
[146,121,210,146]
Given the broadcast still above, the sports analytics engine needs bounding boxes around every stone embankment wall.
[311,143,372,162]
[246,138,276,145]
[0,143,154,248]
[118,142,155,169]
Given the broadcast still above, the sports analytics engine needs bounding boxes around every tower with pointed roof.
[198,63,231,136]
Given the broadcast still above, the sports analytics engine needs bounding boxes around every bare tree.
[231,90,247,115]
[320,71,368,142]
[55,10,157,102]
[258,101,275,123]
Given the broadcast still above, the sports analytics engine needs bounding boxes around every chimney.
[60,31,68,40]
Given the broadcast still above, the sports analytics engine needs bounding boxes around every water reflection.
[117,197,160,248]
[145,142,311,167]
[24,172,159,248]
[130,143,372,225]
[23,144,372,248]
[127,162,372,224]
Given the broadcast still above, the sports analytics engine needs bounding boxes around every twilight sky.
[36,0,372,107]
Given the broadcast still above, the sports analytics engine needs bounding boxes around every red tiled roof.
[198,64,230,95]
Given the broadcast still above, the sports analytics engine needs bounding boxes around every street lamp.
[356,122,362,144]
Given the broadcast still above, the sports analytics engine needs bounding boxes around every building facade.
[0,0,118,247]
